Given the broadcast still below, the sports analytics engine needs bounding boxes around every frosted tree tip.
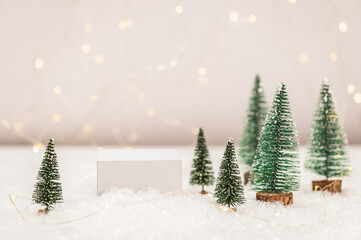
[49,137,54,142]
[228,137,234,143]
[323,77,329,85]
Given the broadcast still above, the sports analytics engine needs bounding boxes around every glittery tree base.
[244,171,251,185]
[312,180,342,193]
[200,190,208,195]
[256,192,293,206]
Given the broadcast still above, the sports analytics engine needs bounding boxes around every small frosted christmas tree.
[306,80,350,193]
[239,75,267,184]
[190,128,215,194]
[251,83,299,205]
[32,138,63,213]
[214,138,245,209]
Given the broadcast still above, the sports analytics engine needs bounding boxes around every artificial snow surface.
[1,146,360,240]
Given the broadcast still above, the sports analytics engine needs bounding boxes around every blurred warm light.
[199,77,209,86]
[175,5,183,14]
[53,86,62,95]
[248,14,257,23]
[146,108,156,117]
[83,123,93,134]
[52,113,62,123]
[94,54,104,64]
[13,122,23,132]
[354,93,361,104]
[339,21,348,32]
[299,53,309,63]
[198,67,207,76]
[169,60,178,67]
[128,84,138,93]
[82,44,91,54]
[118,21,126,30]
[33,142,44,153]
[84,174,89,180]
[191,127,199,135]
[84,23,93,33]
[347,84,355,94]
[156,65,166,71]
[34,58,44,69]
[288,0,297,3]
[138,91,146,101]
[329,52,338,62]
[90,94,98,102]
[229,12,239,22]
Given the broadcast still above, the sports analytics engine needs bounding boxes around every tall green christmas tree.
[251,83,300,193]
[190,128,215,194]
[239,75,267,169]
[32,138,63,211]
[214,138,245,208]
[306,81,350,179]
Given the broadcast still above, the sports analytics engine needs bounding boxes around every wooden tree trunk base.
[312,180,342,193]
[200,191,208,195]
[38,209,49,215]
[256,192,293,206]
[244,171,251,185]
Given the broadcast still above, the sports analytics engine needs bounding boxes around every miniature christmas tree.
[214,138,245,209]
[250,83,299,205]
[306,81,350,193]
[239,75,267,184]
[190,128,215,194]
[32,138,63,213]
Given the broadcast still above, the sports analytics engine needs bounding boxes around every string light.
[329,52,338,62]
[299,53,309,63]
[32,142,44,153]
[34,58,44,69]
[84,174,89,180]
[229,12,239,23]
[347,84,355,94]
[118,20,133,30]
[175,5,183,14]
[338,21,348,32]
[94,54,104,64]
[84,23,93,33]
[146,108,156,117]
[52,113,62,123]
[169,60,178,67]
[248,14,257,23]
[13,122,23,132]
[81,44,91,54]
[191,127,199,135]
[354,93,361,104]
[138,91,146,101]
[53,86,62,95]
[128,84,138,93]
[198,67,207,76]
[90,94,98,102]
[288,0,297,4]
[83,123,93,134]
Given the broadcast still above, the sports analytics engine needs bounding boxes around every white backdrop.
[0,0,360,147]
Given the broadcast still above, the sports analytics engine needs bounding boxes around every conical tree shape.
[32,138,63,211]
[251,83,300,193]
[306,81,350,179]
[190,128,215,193]
[214,138,245,208]
[239,75,267,168]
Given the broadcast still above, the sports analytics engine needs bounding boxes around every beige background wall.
[0,0,360,147]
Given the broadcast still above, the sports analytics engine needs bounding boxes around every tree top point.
[323,77,329,85]
[49,137,54,142]
[228,137,234,143]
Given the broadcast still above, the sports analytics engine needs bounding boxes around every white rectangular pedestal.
[97,149,182,194]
